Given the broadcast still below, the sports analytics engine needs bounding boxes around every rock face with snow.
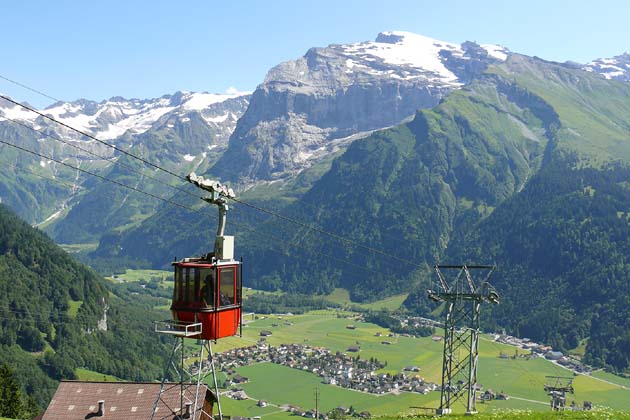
[0,90,249,143]
[212,31,509,183]
[0,91,250,225]
[584,52,630,82]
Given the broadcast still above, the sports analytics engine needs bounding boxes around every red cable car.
[170,174,242,340]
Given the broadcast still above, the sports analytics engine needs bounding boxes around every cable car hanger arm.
[187,172,236,259]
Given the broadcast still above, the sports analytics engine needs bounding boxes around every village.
[395,313,594,375]
[493,334,593,374]
[214,342,440,400]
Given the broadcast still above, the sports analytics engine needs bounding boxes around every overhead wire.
[0,77,424,270]
[0,74,62,104]
[1,135,396,283]
[0,115,200,200]
[2,161,88,192]
[0,94,186,182]
[0,138,194,213]
[230,196,424,269]
[0,138,398,281]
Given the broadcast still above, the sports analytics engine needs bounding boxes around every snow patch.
[341,31,462,84]
[205,113,229,123]
[225,86,249,96]
[0,103,38,120]
[98,105,175,139]
[183,154,195,162]
[481,44,509,61]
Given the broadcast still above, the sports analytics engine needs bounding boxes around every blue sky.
[2,0,629,108]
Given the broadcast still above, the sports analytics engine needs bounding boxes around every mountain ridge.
[211,31,509,184]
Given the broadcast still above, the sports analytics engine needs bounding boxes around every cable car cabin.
[171,258,242,340]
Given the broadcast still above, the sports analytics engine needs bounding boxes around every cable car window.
[199,268,215,307]
[193,268,200,303]
[182,268,189,302]
[173,267,180,301]
[186,268,197,302]
[219,267,235,306]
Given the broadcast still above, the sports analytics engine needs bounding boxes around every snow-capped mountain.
[212,31,509,184]
[0,90,249,141]
[583,52,630,82]
[0,90,250,225]
[0,90,250,168]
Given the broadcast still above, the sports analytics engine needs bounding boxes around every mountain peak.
[375,30,445,45]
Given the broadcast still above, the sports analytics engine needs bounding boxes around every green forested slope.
[237,56,560,299]
[0,204,169,410]
[45,113,220,244]
[412,159,630,371]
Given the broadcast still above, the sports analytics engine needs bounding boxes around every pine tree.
[0,363,25,418]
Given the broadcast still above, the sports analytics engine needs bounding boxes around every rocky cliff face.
[212,31,509,184]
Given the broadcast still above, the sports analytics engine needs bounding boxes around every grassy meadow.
[325,288,408,311]
[96,270,630,417]
[210,311,630,417]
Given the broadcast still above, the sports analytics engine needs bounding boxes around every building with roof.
[39,381,216,420]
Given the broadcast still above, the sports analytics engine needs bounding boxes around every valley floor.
[203,310,630,419]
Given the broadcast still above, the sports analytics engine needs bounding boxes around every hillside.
[0,204,170,410]
[89,53,630,377]
[238,55,630,372]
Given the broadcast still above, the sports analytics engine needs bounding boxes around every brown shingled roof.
[42,381,215,420]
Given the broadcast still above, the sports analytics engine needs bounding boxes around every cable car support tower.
[428,265,499,415]
[152,173,241,420]
[544,376,574,411]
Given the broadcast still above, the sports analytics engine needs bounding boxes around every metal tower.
[427,265,499,415]
[151,174,240,420]
[544,376,574,411]
[151,323,221,420]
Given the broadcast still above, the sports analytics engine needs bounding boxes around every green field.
[219,397,293,420]
[590,370,630,389]
[325,288,408,311]
[92,274,630,417]
[237,363,437,416]
[75,368,119,382]
[208,310,630,416]
[381,409,630,419]
[67,299,83,318]
[106,268,172,284]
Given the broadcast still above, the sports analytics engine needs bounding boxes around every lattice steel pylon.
[151,322,221,420]
[428,265,499,415]
[544,376,574,411]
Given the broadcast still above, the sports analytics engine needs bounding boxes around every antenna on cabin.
[428,264,499,415]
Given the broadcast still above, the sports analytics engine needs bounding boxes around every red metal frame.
[171,261,242,340]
